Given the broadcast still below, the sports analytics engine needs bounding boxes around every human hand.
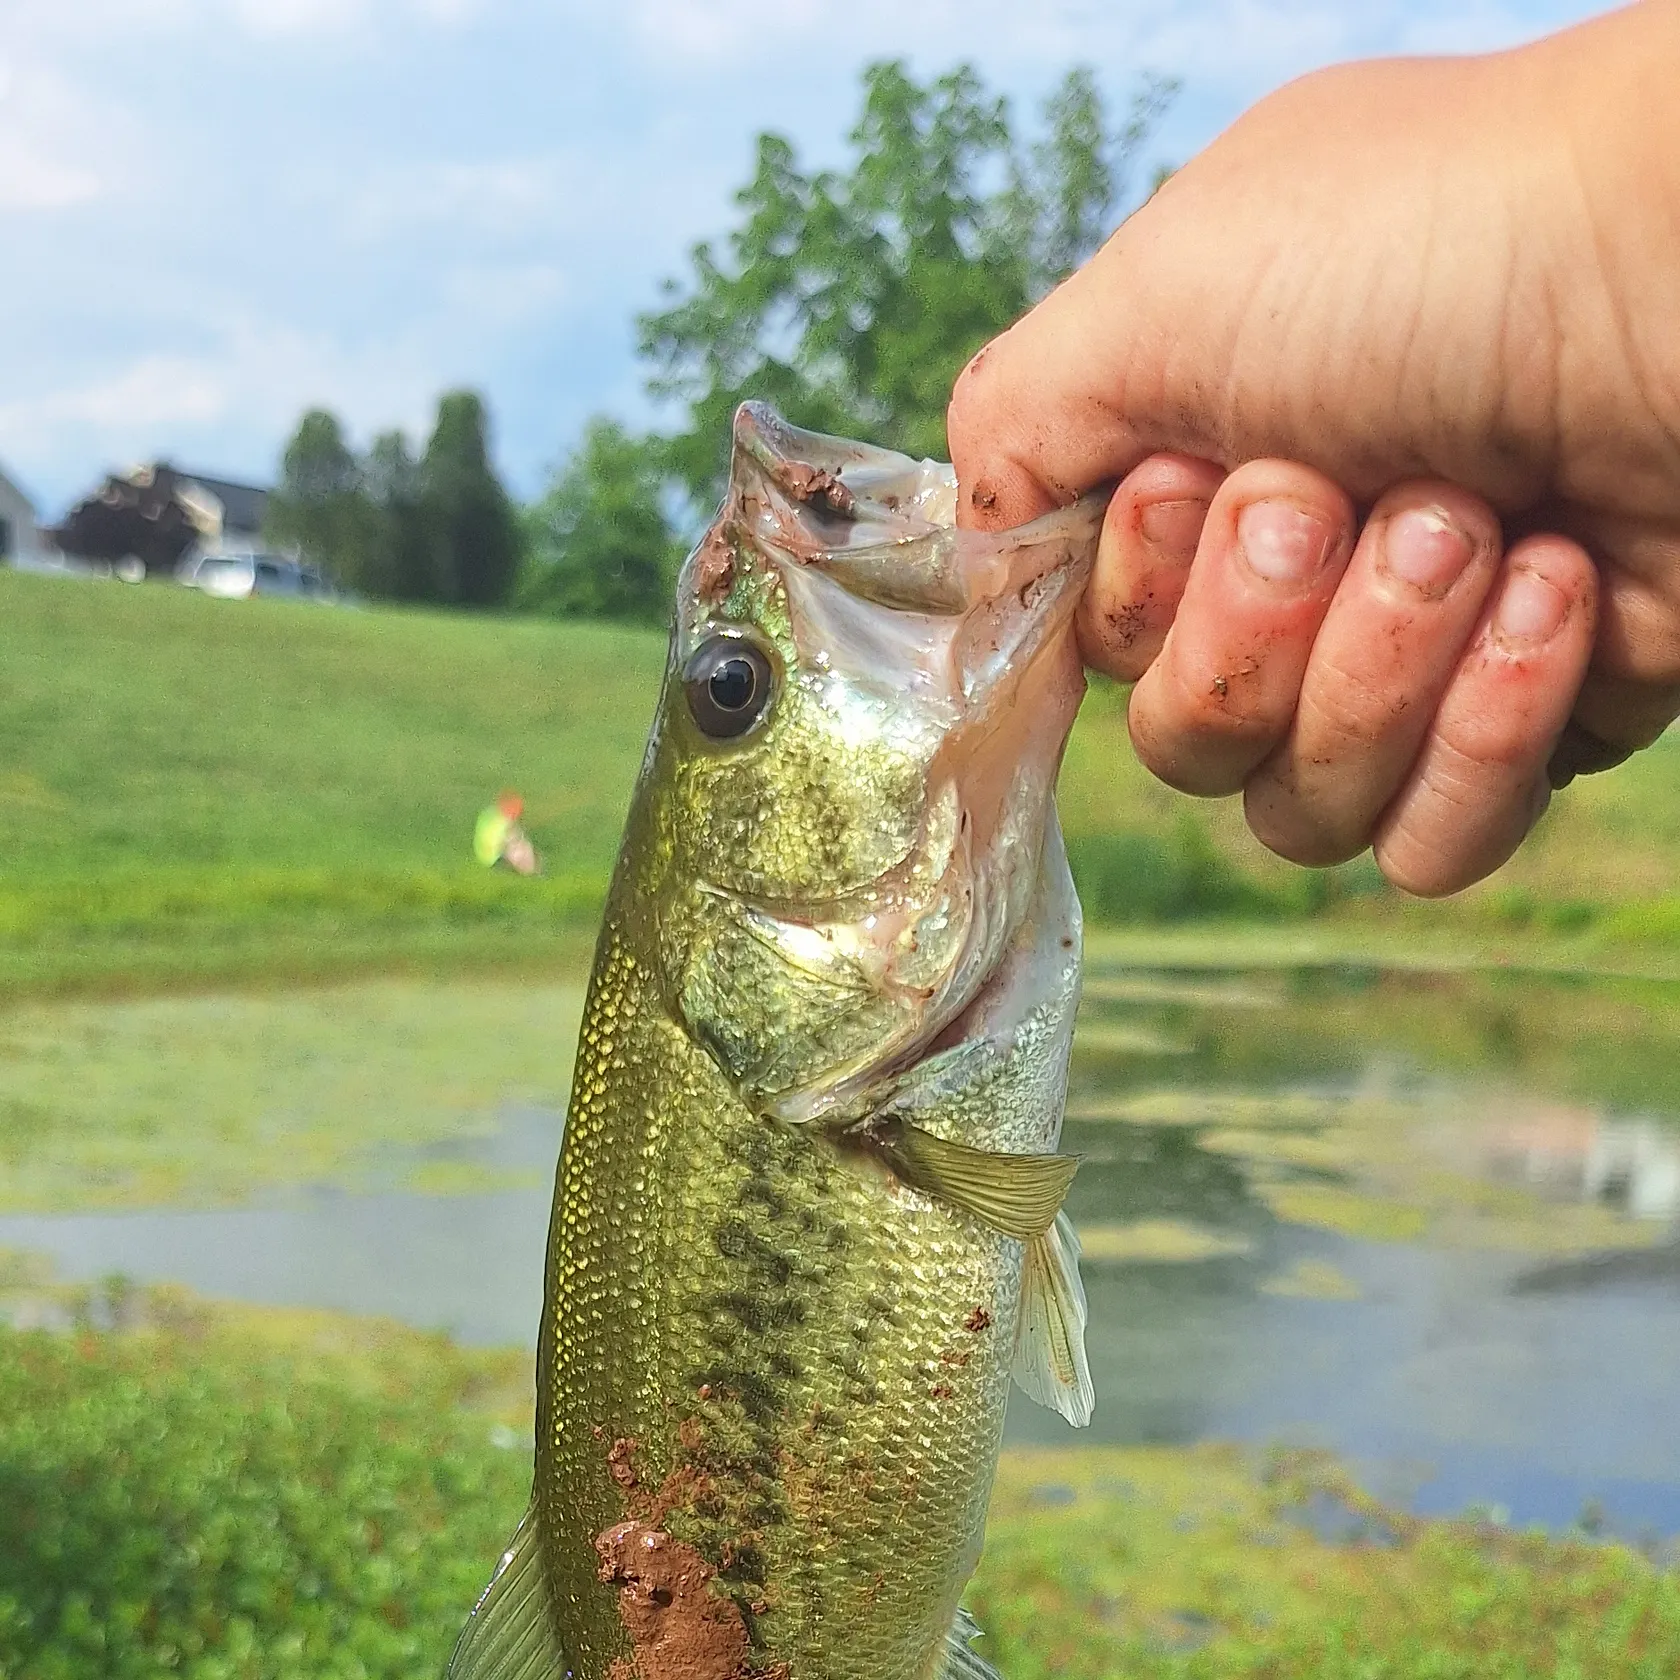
[948,1,1680,895]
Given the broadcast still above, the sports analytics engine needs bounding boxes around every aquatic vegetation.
[1072,1020,1195,1059]
[1196,1127,1366,1172]
[1065,958,1680,1264]
[1076,1220,1254,1265]
[1259,1259,1363,1301]
[1064,1091,1361,1130]
[0,979,582,1213]
[1079,973,1286,1011]
[1250,1183,1431,1245]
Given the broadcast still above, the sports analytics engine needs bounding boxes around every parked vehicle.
[179,553,337,602]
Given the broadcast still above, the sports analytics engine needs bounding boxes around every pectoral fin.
[873,1119,1093,1425]
[1014,1212,1095,1427]
[875,1118,1080,1241]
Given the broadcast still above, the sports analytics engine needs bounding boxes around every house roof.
[169,470,270,535]
[49,462,274,566]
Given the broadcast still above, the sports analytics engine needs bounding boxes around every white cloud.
[18,354,231,431]
[437,259,570,326]
[5,0,484,39]
[338,157,590,241]
[230,0,363,33]
[0,142,101,211]
[226,0,486,39]
[0,319,441,499]
[0,46,133,210]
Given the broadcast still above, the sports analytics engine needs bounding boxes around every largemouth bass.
[450,404,1105,1680]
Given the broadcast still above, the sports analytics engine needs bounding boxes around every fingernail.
[1494,567,1570,648]
[1237,499,1334,586]
[1137,498,1207,562]
[1382,506,1473,597]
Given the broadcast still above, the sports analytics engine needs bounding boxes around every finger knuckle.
[1128,709,1243,796]
[1431,695,1544,775]
[1078,594,1162,682]
[1372,808,1479,897]
[1130,660,1280,796]
[1161,652,1287,745]
[1244,776,1368,868]
[1373,842,1462,900]
[1297,660,1415,750]
[1373,749,1534,898]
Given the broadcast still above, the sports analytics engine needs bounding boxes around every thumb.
[947,228,1198,532]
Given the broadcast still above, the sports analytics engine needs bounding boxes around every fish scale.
[448,406,1103,1680]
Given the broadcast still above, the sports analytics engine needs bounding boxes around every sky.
[0,0,1610,516]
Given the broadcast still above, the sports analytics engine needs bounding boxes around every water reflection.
[4,958,1680,1535]
[1480,1104,1680,1224]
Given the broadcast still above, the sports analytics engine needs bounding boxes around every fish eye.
[682,636,776,740]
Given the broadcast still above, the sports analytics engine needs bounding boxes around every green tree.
[639,61,1176,505]
[363,429,439,602]
[265,409,377,588]
[519,419,684,623]
[422,391,522,608]
[1021,67,1175,288]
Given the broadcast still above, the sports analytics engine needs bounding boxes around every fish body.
[450,406,1104,1680]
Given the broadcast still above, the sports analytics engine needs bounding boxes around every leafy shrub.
[1066,817,1388,925]
[0,1326,527,1679]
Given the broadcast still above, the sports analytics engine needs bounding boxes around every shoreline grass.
[1,1271,1675,1680]
[0,865,603,1002]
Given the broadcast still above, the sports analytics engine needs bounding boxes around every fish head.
[645,402,1102,1123]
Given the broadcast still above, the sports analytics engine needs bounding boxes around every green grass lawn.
[6,565,1680,999]
[1,570,653,995]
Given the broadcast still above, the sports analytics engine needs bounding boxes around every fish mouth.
[739,400,1104,887]
[718,404,1103,1126]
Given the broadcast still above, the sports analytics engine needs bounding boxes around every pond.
[5,949,1680,1540]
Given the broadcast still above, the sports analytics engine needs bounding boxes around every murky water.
[7,953,1680,1535]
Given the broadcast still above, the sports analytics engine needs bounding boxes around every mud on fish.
[449,403,1106,1680]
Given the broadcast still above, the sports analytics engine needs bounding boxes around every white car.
[181,552,337,602]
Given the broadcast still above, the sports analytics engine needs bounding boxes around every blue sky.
[0,0,1607,515]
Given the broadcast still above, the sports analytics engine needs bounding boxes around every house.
[0,464,50,568]
[172,471,271,556]
[52,463,275,578]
